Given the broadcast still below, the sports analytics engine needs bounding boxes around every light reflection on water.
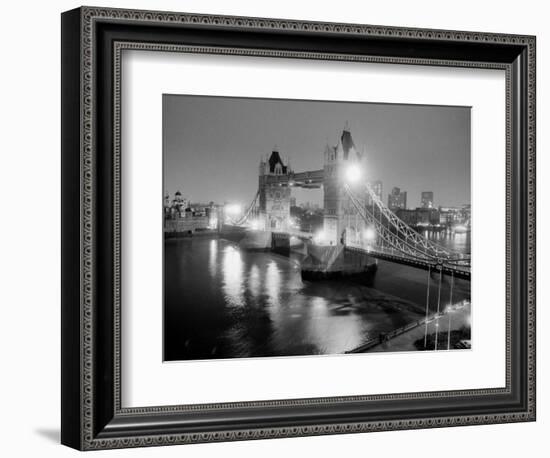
[221,246,244,308]
[208,239,217,277]
[248,264,260,298]
[164,234,470,361]
[265,261,281,308]
[419,230,470,253]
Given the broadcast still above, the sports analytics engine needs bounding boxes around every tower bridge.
[223,127,470,281]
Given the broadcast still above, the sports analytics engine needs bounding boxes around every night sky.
[163,95,470,208]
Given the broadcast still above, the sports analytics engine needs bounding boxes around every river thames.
[164,231,470,361]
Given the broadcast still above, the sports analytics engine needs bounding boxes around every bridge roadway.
[345,243,470,280]
[270,230,471,280]
[272,229,315,240]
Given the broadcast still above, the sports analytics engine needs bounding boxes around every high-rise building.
[388,187,407,211]
[421,191,434,208]
[372,180,383,201]
[289,196,297,208]
[368,180,383,204]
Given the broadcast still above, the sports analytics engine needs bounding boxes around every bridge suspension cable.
[344,183,470,268]
[231,190,260,226]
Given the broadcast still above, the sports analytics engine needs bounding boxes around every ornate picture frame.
[61,6,536,450]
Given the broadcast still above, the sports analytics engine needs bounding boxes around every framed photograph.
[61,6,536,450]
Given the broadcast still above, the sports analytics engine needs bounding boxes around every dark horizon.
[163,94,471,208]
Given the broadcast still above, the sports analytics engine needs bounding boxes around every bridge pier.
[271,232,291,255]
[239,230,272,250]
[301,243,377,282]
[220,226,307,253]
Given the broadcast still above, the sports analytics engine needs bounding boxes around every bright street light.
[313,230,326,245]
[225,203,242,216]
[364,227,376,242]
[345,163,362,183]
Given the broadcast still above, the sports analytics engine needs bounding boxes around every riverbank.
[365,302,471,353]
[165,229,219,238]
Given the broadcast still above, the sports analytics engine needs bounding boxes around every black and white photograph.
[1,0,543,454]
[163,95,472,361]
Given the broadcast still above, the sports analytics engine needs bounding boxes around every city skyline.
[164,187,468,212]
[163,95,471,208]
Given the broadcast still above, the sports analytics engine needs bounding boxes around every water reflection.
[419,230,470,253]
[304,297,364,352]
[248,264,261,298]
[164,234,470,361]
[265,261,281,308]
[222,246,244,307]
[208,239,218,277]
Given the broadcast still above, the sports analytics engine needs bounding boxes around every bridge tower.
[258,149,292,231]
[323,126,363,245]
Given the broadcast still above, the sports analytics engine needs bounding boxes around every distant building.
[188,203,207,217]
[372,181,383,200]
[421,191,434,209]
[396,207,440,226]
[395,209,417,226]
[438,206,461,225]
[366,180,383,205]
[416,207,440,225]
[460,204,471,224]
[436,205,471,226]
[388,187,407,211]
[290,196,297,208]
[164,193,171,217]
[163,191,219,233]
[163,190,223,232]
[164,190,188,218]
